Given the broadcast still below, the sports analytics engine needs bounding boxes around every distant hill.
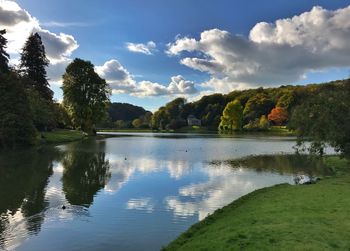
[107,102,149,122]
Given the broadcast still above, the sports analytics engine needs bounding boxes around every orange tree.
[268,107,288,125]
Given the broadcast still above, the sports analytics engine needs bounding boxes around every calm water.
[0,133,333,251]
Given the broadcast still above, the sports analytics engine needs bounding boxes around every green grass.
[267,126,295,136]
[40,130,84,144]
[164,157,350,251]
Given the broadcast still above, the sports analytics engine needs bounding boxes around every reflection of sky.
[165,163,294,220]
[3,135,324,251]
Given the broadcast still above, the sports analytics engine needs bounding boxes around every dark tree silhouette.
[0,29,9,73]
[0,72,36,148]
[20,33,53,101]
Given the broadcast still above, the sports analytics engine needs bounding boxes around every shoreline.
[163,156,350,250]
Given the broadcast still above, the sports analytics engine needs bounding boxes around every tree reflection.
[0,147,60,248]
[62,140,111,207]
[225,154,334,177]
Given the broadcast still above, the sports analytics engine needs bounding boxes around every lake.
[0,133,333,251]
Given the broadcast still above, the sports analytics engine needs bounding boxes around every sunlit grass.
[40,130,84,144]
[164,157,350,250]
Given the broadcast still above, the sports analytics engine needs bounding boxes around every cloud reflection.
[165,163,293,220]
[127,197,155,213]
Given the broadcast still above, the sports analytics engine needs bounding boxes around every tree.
[289,81,350,158]
[20,33,53,101]
[268,107,289,125]
[276,91,295,110]
[0,72,36,148]
[219,99,243,132]
[151,107,168,130]
[259,115,269,130]
[27,90,55,131]
[62,58,110,135]
[132,118,142,128]
[0,29,9,73]
[243,93,274,124]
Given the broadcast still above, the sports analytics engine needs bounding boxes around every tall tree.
[219,99,243,132]
[0,29,9,73]
[20,33,53,101]
[62,58,110,135]
[0,72,36,148]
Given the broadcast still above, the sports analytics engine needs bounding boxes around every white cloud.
[95,59,137,93]
[40,21,90,28]
[0,0,79,83]
[167,5,350,93]
[95,59,198,97]
[126,41,156,55]
[37,29,78,63]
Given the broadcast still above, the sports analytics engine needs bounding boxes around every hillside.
[107,102,149,122]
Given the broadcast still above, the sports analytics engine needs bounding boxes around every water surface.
[0,133,332,251]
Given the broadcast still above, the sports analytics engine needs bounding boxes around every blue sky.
[3,0,350,111]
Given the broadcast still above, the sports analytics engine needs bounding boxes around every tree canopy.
[0,29,9,73]
[62,58,110,135]
[219,99,243,132]
[0,72,36,148]
[20,33,53,101]
[268,107,288,125]
[289,80,350,158]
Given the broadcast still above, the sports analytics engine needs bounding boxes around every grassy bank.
[40,130,84,144]
[164,157,350,250]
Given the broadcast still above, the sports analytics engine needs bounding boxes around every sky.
[1,0,350,111]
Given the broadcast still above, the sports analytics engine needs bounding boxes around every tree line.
[150,79,350,157]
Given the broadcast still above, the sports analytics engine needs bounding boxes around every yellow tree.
[219,99,243,132]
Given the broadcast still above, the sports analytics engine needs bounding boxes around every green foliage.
[0,29,10,73]
[259,115,269,130]
[151,98,187,130]
[27,90,55,131]
[276,90,295,110]
[219,99,243,131]
[243,93,274,123]
[107,102,148,122]
[0,72,36,148]
[62,58,110,135]
[132,118,142,128]
[115,120,131,129]
[151,107,169,130]
[20,33,53,101]
[52,103,72,129]
[289,80,350,158]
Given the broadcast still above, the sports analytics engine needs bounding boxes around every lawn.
[164,157,350,250]
[40,130,84,144]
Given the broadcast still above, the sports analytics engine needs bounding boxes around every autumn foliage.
[268,107,288,125]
